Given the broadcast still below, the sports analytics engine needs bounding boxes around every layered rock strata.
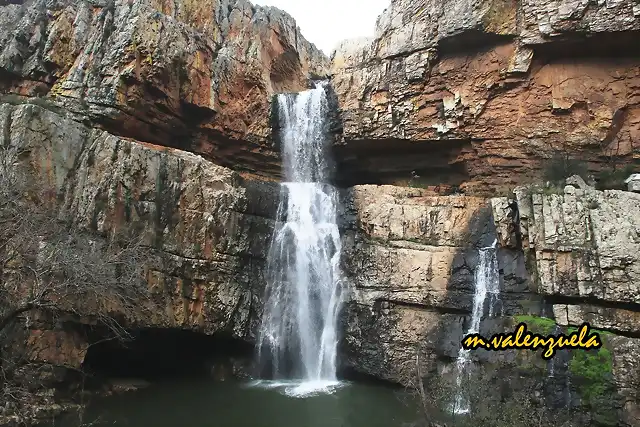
[1,101,280,374]
[330,0,640,193]
[338,181,640,425]
[0,0,329,179]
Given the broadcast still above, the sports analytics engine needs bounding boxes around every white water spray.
[256,82,344,397]
[451,239,501,414]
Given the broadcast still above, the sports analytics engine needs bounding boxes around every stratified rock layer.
[330,0,640,193]
[341,182,640,426]
[497,185,640,426]
[0,0,329,179]
[1,101,279,370]
[339,185,530,383]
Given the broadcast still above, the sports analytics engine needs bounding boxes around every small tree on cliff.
[543,151,589,187]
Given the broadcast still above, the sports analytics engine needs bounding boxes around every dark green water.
[53,378,419,427]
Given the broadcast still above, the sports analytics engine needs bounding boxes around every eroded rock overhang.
[0,0,330,180]
[329,0,640,194]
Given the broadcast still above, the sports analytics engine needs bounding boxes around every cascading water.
[255,81,344,397]
[451,239,501,414]
[548,324,562,378]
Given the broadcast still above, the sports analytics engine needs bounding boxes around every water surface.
[54,379,419,427]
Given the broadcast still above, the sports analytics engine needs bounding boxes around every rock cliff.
[0,1,326,397]
[502,185,640,426]
[1,101,281,371]
[0,0,328,179]
[337,180,640,425]
[1,0,640,426]
[330,0,640,193]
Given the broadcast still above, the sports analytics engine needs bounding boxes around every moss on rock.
[569,336,618,426]
[513,315,557,334]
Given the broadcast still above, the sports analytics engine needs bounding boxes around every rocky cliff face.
[508,185,640,425]
[337,180,640,425]
[494,183,640,347]
[330,0,640,193]
[0,0,326,390]
[339,187,503,381]
[338,185,526,380]
[1,101,281,372]
[328,3,640,422]
[1,0,640,426]
[0,0,328,179]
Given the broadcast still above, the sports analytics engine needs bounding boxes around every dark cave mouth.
[80,328,403,392]
[82,328,255,382]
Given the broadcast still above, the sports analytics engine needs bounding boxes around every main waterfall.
[255,81,344,397]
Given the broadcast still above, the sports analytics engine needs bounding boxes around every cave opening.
[82,327,254,382]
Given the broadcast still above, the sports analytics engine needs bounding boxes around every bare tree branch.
[0,144,155,424]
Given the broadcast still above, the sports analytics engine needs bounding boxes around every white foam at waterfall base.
[451,239,501,414]
[255,81,346,397]
[246,380,345,398]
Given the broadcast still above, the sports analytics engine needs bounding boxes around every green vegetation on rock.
[513,315,557,334]
[569,342,618,426]
[569,346,613,402]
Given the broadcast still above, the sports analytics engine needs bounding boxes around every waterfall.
[451,239,500,414]
[255,81,344,397]
[548,325,562,378]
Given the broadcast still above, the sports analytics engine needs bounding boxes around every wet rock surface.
[338,185,531,383]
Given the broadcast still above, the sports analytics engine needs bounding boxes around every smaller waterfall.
[548,325,562,378]
[451,239,500,415]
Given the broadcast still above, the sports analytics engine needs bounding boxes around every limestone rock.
[1,101,280,344]
[566,175,593,191]
[330,0,640,194]
[495,187,640,423]
[626,174,640,192]
[518,189,640,305]
[339,185,531,382]
[0,0,329,179]
[553,304,640,336]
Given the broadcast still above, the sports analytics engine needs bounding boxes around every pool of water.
[53,378,419,427]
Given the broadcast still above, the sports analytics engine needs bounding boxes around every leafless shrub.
[542,152,589,187]
[0,145,151,337]
[0,144,153,424]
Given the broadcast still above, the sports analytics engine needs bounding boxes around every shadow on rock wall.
[334,185,619,424]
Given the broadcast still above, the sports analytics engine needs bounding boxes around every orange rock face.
[330,0,640,194]
[0,0,328,180]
